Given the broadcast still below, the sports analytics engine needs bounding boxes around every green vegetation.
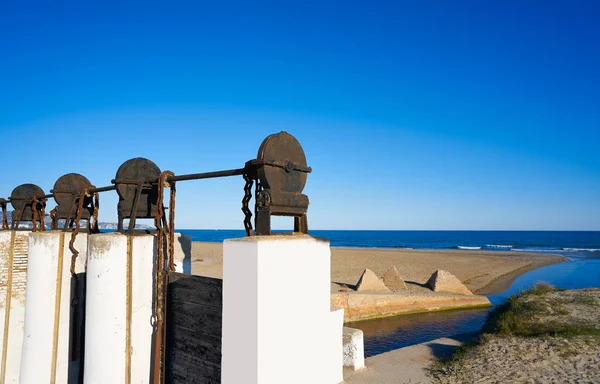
[525,281,559,295]
[485,283,599,338]
[429,283,600,380]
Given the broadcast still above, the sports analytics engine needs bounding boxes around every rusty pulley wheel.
[256,131,311,193]
[52,173,94,220]
[10,183,45,222]
[114,157,161,201]
[114,157,161,231]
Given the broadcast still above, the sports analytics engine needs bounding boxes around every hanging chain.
[167,179,176,272]
[30,194,47,232]
[31,194,39,232]
[153,170,175,384]
[69,185,96,275]
[49,208,57,230]
[242,172,254,236]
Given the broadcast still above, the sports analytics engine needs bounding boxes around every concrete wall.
[0,230,29,384]
[20,231,88,384]
[83,233,155,384]
[222,235,344,384]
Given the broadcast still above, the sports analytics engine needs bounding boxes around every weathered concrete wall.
[222,235,343,384]
[20,231,87,384]
[83,233,155,384]
[0,230,29,384]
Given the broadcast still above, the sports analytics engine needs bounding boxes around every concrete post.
[83,233,155,384]
[222,235,344,384]
[0,230,29,384]
[173,233,191,274]
[20,231,88,384]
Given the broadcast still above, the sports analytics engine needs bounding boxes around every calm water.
[181,230,600,357]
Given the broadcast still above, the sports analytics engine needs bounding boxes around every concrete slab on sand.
[343,334,475,384]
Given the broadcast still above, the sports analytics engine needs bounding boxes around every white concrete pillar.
[0,230,29,384]
[83,233,155,384]
[20,231,88,384]
[222,235,344,384]
[172,233,191,274]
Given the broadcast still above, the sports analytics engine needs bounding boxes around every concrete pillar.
[0,230,29,384]
[20,231,88,384]
[222,235,344,384]
[172,233,191,274]
[83,233,155,384]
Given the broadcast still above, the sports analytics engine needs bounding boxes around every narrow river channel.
[347,252,600,357]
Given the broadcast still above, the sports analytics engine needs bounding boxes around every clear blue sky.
[1,1,599,230]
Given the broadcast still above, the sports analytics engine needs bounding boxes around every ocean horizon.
[178,229,600,257]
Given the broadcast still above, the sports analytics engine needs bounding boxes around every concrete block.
[343,327,365,371]
[222,235,343,384]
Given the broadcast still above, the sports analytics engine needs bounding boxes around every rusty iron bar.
[165,168,245,182]
[89,185,116,194]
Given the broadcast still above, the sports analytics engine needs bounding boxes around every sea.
[178,229,600,254]
[181,229,600,357]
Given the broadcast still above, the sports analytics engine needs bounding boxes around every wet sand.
[190,242,566,295]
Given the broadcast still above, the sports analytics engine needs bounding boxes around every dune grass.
[430,282,600,380]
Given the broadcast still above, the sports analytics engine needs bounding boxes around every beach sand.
[190,242,566,295]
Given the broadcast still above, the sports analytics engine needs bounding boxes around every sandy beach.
[190,242,566,295]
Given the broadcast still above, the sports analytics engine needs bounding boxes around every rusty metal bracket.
[0,198,8,230]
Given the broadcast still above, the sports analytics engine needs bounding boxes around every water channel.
[347,252,600,357]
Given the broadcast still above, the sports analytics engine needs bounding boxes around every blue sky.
[1,1,599,230]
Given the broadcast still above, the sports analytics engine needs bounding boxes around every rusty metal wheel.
[52,173,93,219]
[256,131,309,193]
[10,183,44,222]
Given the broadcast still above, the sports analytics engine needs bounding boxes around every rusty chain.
[31,194,39,232]
[49,208,57,230]
[153,170,175,384]
[39,196,47,232]
[242,172,254,236]
[167,177,176,272]
[69,185,97,275]
[30,194,47,232]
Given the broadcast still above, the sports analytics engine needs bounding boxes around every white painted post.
[173,233,191,274]
[0,230,30,384]
[222,235,344,384]
[20,231,88,384]
[83,233,155,384]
